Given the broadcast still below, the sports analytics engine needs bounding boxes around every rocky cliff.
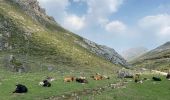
[75,39,128,66]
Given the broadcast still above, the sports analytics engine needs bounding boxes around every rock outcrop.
[75,39,128,67]
[11,0,57,27]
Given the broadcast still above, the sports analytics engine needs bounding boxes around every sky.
[37,0,170,53]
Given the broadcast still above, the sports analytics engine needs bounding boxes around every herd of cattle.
[12,72,170,94]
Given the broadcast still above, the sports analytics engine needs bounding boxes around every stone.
[75,39,129,67]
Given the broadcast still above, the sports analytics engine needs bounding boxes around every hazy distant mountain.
[121,47,148,61]
[131,42,170,71]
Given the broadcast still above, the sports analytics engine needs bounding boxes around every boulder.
[118,69,133,78]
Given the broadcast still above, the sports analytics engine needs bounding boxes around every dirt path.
[45,81,128,100]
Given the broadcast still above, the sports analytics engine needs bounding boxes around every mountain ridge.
[131,42,170,71]
[0,0,127,73]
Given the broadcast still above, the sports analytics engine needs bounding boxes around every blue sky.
[37,0,170,53]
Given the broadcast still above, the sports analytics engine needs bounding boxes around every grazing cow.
[143,78,148,81]
[103,75,110,79]
[134,74,140,83]
[64,76,75,82]
[76,78,88,84]
[152,77,161,81]
[39,80,51,87]
[13,84,28,93]
[79,76,86,80]
[152,70,167,76]
[124,75,133,78]
[46,76,55,82]
[166,73,170,80]
[91,75,103,80]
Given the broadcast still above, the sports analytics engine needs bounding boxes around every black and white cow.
[39,80,51,87]
[75,78,88,84]
[152,77,161,81]
[13,84,28,93]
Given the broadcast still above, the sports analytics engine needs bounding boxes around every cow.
[134,74,141,83]
[64,76,75,82]
[13,84,28,93]
[152,77,161,81]
[46,76,55,82]
[166,73,170,80]
[103,75,110,79]
[91,75,103,80]
[75,78,88,84]
[39,80,51,87]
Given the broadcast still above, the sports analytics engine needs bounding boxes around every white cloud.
[105,20,126,33]
[63,15,85,31]
[139,14,170,37]
[37,0,69,22]
[37,0,124,32]
[85,0,124,26]
[73,0,86,2]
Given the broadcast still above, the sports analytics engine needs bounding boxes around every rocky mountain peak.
[11,0,56,23]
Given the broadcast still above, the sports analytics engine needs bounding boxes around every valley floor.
[0,71,170,100]
[81,76,170,100]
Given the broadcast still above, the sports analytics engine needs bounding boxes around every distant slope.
[0,0,126,73]
[131,42,170,71]
[76,39,128,66]
[121,47,148,62]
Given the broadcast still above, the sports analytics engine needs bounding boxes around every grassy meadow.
[81,75,170,100]
[0,70,119,100]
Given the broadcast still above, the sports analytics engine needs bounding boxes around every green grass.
[0,70,118,100]
[82,75,170,100]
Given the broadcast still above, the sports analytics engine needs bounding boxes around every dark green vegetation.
[131,42,170,71]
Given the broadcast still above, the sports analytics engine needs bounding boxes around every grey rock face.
[0,15,12,50]
[3,55,28,73]
[75,39,128,67]
[11,0,56,25]
[117,69,133,78]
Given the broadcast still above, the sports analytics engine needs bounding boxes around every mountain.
[121,47,148,62]
[131,42,170,71]
[77,39,128,66]
[0,0,127,73]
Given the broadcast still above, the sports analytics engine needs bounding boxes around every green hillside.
[0,0,121,74]
[131,42,170,71]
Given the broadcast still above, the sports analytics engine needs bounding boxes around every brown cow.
[166,72,170,80]
[134,74,141,83]
[91,75,103,80]
[103,75,110,79]
[64,76,75,82]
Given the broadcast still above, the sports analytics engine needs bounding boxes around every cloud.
[63,14,85,31]
[85,0,124,26]
[73,0,86,2]
[139,14,170,37]
[37,0,124,32]
[105,20,127,33]
[37,0,70,22]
